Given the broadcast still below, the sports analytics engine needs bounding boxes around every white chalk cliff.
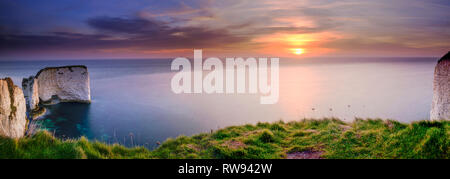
[1,66,90,138]
[35,66,91,104]
[430,52,450,120]
[0,78,27,138]
[22,76,39,110]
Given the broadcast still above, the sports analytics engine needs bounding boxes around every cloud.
[0,0,449,58]
[87,17,165,34]
[0,16,250,55]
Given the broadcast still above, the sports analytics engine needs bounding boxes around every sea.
[0,57,438,148]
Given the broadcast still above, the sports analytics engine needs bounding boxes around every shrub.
[258,130,276,143]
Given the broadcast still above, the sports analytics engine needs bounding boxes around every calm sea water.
[0,58,437,148]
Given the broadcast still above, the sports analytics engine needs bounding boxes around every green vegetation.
[0,118,448,159]
[0,132,151,159]
[31,106,46,119]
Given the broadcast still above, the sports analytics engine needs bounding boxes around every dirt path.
[286,151,324,159]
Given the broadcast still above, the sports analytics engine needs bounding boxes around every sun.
[291,48,304,55]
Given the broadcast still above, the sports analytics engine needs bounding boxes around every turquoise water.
[0,58,437,148]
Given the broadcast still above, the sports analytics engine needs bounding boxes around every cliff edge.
[430,51,450,120]
[0,78,27,138]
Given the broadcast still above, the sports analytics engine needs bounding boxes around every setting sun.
[292,48,305,55]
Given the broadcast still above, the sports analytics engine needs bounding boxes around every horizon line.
[0,56,440,61]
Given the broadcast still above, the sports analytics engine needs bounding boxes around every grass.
[0,118,448,159]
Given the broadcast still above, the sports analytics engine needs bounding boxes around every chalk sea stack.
[0,78,27,138]
[36,65,91,104]
[23,65,91,107]
[430,51,450,120]
[22,76,39,110]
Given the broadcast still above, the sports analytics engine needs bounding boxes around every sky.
[0,0,449,59]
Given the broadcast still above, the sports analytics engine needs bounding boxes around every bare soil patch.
[286,151,324,159]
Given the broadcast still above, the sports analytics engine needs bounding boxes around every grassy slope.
[0,118,448,159]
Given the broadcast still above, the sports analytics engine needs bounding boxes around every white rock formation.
[430,52,450,120]
[0,78,27,138]
[35,65,91,104]
[22,76,39,110]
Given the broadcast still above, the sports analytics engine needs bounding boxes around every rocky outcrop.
[35,65,91,104]
[1,66,90,138]
[22,76,39,110]
[430,51,450,120]
[0,78,27,138]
